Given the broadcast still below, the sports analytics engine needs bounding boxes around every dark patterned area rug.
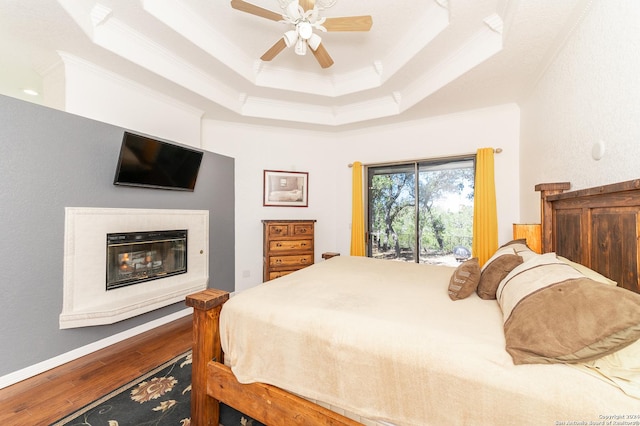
[51,351,265,426]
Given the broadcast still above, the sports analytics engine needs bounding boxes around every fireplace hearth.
[61,207,208,329]
[106,230,187,290]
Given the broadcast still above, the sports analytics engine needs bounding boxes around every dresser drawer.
[269,270,294,280]
[269,254,313,268]
[292,223,313,236]
[267,224,289,237]
[269,239,313,252]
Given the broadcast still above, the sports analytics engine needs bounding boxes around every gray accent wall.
[0,95,234,376]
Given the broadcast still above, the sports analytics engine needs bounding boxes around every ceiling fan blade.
[311,43,334,68]
[230,0,282,21]
[260,38,288,61]
[299,0,315,12]
[323,15,373,31]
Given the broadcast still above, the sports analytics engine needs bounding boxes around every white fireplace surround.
[61,207,209,329]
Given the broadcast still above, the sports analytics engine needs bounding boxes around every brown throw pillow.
[448,258,481,300]
[477,254,523,300]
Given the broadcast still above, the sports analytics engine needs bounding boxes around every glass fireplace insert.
[106,230,187,290]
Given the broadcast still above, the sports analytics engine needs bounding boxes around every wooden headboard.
[536,179,640,294]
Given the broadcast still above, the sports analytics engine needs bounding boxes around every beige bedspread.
[220,256,639,426]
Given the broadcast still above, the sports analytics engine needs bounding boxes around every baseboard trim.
[0,308,192,390]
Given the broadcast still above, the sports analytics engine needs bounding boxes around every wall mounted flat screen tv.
[114,132,204,191]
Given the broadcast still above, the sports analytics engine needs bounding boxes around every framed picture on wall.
[263,170,308,207]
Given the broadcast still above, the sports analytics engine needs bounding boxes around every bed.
[186,179,640,426]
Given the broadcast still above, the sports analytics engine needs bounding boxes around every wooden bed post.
[535,182,570,253]
[186,288,366,426]
[186,289,229,426]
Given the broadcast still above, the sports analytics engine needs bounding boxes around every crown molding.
[484,13,504,34]
[56,52,205,117]
[400,18,504,112]
[89,14,241,114]
[376,1,449,82]
[57,0,502,126]
[142,0,255,83]
[143,0,448,98]
[90,3,112,27]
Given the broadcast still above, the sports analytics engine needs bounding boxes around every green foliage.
[369,164,474,261]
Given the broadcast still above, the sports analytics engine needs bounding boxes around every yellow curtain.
[350,161,366,256]
[472,148,498,266]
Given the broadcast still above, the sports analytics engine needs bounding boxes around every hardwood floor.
[0,314,193,426]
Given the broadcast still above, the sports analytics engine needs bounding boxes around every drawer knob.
[300,258,307,263]
[276,242,282,247]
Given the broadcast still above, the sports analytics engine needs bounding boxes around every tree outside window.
[367,157,474,265]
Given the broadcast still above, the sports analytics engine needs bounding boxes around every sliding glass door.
[367,157,475,265]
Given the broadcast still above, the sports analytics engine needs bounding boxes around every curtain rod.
[347,148,502,168]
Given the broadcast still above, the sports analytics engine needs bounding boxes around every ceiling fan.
[230,0,373,68]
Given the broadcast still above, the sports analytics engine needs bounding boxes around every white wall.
[202,121,340,291]
[520,0,640,222]
[43,42,522,294]
[45,53,204,148]
[204,103,521,291]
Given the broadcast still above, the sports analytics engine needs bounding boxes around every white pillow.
[499,239,538,263]
[556,255,617,286]
[496,253,583,320]
[497,252,640,365]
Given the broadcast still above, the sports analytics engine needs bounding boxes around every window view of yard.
[367,158,475,266]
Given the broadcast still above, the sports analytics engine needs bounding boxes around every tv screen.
[113,132,204,191]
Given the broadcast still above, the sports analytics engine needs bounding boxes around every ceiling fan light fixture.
[283,30,298,47]
[308,33,321,51]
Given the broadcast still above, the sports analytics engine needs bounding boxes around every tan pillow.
[498,253,640,364]
[500,238,527,248]
[448,258,481,301]
[477,254,523,300]
[556,255,617,286]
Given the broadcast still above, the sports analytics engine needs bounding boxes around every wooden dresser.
[262,220,316,282]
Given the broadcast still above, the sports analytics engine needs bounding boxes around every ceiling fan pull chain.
[294,38,307,55]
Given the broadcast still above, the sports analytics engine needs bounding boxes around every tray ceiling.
[0,0,588,129]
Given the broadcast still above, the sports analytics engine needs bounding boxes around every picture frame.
[263,170,308,207]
